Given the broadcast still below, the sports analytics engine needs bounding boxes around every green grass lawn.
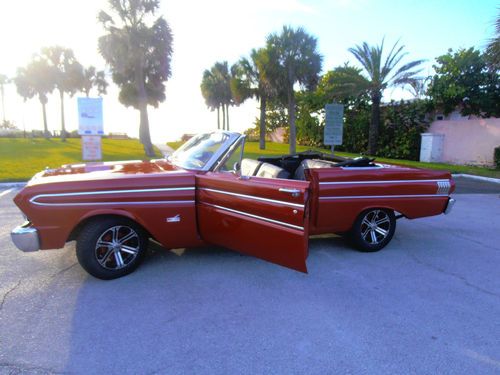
[0,138,161,182]
[168,140,500,179]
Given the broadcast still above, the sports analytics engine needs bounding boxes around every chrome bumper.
[11,222,40,252]
[444,198,455,215]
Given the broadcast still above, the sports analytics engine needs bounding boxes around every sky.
[0,0,497,142]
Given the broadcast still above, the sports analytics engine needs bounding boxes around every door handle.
[279,188,301,197]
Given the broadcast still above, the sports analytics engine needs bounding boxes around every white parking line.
[0,188,14,198]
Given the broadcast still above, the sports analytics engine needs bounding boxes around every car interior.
[240,152,378,180]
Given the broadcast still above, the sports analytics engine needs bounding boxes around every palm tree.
[42,46,84,141]
[98,0,174,157]
[266,26,322,154]
[347,39,424,155]
[200,61,232,131]
[213,62,232,131]
[231,48,274,149]
[14,57,55,137]
[408,77,430,99]
[82,66,108,97]
[487,9,500,70]
[201,69,222,129]
[0,74,8,123]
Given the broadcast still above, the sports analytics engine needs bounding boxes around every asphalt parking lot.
[0,180,499,374]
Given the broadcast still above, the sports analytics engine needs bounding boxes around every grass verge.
[0,138,161,182]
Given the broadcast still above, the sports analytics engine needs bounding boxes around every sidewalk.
[154,143,174,157]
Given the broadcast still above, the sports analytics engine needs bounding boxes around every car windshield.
[169,132,231,170]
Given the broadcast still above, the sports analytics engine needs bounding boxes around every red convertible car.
[11,132,455,279]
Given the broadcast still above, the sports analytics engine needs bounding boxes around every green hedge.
[297,99,431,161]
[494,146,500,170]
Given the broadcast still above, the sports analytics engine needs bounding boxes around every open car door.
[196,172,310,272]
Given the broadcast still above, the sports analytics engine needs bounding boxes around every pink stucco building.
[425,112,500,166]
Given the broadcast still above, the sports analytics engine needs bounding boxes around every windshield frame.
[169,131,243,171]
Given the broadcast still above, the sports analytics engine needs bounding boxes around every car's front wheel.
[350,208,396,252]
[76,217,148,280]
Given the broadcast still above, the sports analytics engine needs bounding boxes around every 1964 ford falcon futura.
[11,132,455,279]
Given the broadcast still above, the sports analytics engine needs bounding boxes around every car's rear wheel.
[350,208,396,252]
[76,217,148,280]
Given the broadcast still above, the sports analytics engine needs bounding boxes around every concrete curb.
[452,174,500,184]
[0,182,27,188]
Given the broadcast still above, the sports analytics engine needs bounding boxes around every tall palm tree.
[266,26,322,154]
[82,66,108,97]
[42,46,84,141]
[213,61,232,131]
[201,69,222,129]
[231,48,274,149]
[487,9,500,70]
[200,61,233,131]
[347,39,424,154]
[0,74,8,123]
[14,57,55,137]
[98,0,174,157]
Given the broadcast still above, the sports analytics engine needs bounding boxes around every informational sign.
[82,135,102,161]
[77,97,104,135]
[324,103,344,146]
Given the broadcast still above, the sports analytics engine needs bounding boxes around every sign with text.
[78,97,104,135]
[324,103,344,146]
[81,135,102,161]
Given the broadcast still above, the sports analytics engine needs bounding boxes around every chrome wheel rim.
[95,226,140,270]
[360,210,391,245]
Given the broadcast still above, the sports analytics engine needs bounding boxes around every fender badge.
[166,214,181,223]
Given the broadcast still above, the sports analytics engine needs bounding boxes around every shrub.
[296,112,324,147]
[377,100,432,160]
[494,146,500,170]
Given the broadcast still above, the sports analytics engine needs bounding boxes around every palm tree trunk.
[369,92,381,155]
[259,96,267,150]
[226,104,230,131]
[217,106,220,129]
[59,89,66,142]
[222,104,226,131]
[288,89,296,155]
[40,96,49,138]
[135,61,155,157]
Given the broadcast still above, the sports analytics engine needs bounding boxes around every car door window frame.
[211,135,246,173]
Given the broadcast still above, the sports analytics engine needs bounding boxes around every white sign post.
[324,103,344,154]
[78,98,103,161]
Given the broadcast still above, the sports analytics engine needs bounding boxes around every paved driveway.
[0,187,499,374]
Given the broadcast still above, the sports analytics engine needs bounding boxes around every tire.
[76,217,148,280]
[349,208,396,252]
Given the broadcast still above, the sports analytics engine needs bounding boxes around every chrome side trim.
[319,194,449,200]
[30,187,194,205]
[199,188,304,209]
[319,179,450,185]
[203,202,304,231]
[30,200,195,207]
[437,181,451,195]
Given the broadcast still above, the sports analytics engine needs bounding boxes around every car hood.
[27,159,187,186]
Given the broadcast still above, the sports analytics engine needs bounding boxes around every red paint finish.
[307,164,454,234]
[12,154,455,273]
[196,173,310,272]
[14,162,202,250]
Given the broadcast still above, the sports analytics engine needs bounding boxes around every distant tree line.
[1,0,173,157]
[201,11,499,157]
